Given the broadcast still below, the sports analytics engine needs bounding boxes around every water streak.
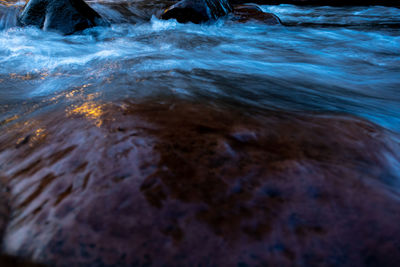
[0,4,399,132]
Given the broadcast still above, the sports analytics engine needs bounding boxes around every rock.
[231,4,281,24]
[1,99,400,266]
[229,0,400,7]
[89,1,148,24]
[18,0,109,35]
[161,0,232,23]
[0,178,9,248]
[0,254,46,267]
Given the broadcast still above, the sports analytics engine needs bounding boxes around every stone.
[18,0,109,35]
[231,4,281,24]
[161,0,232,23]
[0,99,400,266]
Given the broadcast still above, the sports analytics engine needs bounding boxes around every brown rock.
[232,4,281,24]
[0,99,399,266]
[160,0,232,23]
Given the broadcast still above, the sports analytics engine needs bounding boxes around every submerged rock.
[0,99,400,266]
[161,0,232,23]
[231,4,281,24]
[18,0,108,35]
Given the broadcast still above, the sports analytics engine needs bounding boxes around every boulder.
[18,0,109,35]
[161,0,232,23]
[1,99,400,266]
[231,4,281,24]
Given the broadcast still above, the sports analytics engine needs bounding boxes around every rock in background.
[18,0,109,34]
[161,0,232,23]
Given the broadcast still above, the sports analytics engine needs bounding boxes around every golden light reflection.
[40,71,49,80]
[0,0,23,7]
[65,89,80,99]
[86,93,98,101]
[10,73,32,80]
[67,102,104,127]
[31,128,46,144]
[8,69,50,81]
[48,83,96,104]
[1,114,19,126]
[15,127,47,147]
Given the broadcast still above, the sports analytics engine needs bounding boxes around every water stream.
[1,3,400,265]
[0,2,399,131]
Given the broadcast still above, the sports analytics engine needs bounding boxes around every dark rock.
[229,0,400,7]
[18,0,109,35]
[0,254,46,267]
[161,0,232,23]
[0,178,9,247]
[231,4,281,24]
[1,99,400,266]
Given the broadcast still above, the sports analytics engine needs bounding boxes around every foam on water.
[0,4,399,132]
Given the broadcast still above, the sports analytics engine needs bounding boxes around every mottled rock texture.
[0,99,399,266]
[231,4,281,24]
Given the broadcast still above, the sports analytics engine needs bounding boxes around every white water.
[0,3,399,132]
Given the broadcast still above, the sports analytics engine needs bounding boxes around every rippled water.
[0,3,399,132]
[1,3,400,264]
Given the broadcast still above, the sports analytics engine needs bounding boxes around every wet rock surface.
[18,0,109,34]
[0,99,399,266]
[231,4,281,24]
[0,179,9,246]
[161,0,232,23]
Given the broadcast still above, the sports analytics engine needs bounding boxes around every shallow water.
[0,3,399,131]
[1,3,400,265]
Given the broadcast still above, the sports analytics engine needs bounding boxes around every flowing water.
[0,2,400,264]
[0,2,399,131]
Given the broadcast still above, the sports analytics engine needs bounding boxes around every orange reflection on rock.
[67,102,104,127]
[9,73,32,80]
[14,127,46,148]
[0,0,22,7]
[0,114,19,126]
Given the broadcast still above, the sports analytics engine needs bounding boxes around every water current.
[0,2,399,131]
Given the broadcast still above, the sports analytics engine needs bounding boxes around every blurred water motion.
[0,2,400,266]
[0,4,399,131]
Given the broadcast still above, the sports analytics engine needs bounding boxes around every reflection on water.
[0,4,399,132]
[0,3,400,265]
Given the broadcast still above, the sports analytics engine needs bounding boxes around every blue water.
[0,2,399,131]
